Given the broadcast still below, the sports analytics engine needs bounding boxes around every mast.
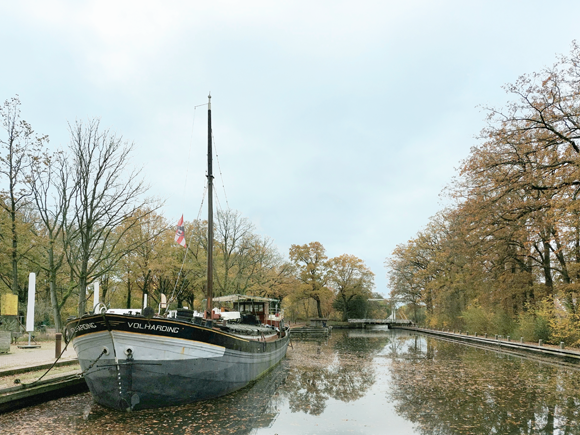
[206,94,214,319]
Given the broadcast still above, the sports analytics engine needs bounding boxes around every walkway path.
[0,342,77,373]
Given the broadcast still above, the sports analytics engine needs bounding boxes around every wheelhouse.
[211,294,283,327]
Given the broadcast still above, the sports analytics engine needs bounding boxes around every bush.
[461,306,493,334]
[491,310,516,336]
[512,311,539,342]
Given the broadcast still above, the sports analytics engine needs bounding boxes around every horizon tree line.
[0,96,381,331]
[386,42,580,346]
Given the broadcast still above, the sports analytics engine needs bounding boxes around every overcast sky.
[2,1,580,296]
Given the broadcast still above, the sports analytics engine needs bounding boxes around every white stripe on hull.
[73,330,226,363]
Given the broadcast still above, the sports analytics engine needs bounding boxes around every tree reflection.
[283,331,389,415]
[388,336,580,434]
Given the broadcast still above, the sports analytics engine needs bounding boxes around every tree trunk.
[126,277,132,309]
[50,280,62,332]
[315,296,323,318]
[78,273,87,316]
[339,292,348,321]
[541,240,554,296]
[10,200,19,300]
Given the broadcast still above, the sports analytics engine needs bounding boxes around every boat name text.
[128,322,180,333]
[74,322,97,333]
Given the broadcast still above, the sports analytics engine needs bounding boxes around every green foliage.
[332,294,369,319]
[491,310,516,336]
[512,312,542,342]
[461,306,493,334]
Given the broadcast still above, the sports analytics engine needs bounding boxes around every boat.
[65,95,290,411]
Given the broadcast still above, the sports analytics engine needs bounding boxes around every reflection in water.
[388,335,580,434]
[2,330,580,434]
[282,330,389,416]
[0,360,288,435]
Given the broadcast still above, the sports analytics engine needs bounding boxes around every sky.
[2,1,580,296]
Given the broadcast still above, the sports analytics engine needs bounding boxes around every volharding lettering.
[127,322,179,334]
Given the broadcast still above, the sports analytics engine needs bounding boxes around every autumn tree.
[327,254,374,321]
[289,241,331,318]
[386,42,580,340]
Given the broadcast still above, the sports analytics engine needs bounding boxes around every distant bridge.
[348,298,414,326]
[348,318,413,326]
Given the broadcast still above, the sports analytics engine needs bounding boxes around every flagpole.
[206,94,214,319]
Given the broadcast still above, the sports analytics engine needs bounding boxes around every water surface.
[1,329,579,434]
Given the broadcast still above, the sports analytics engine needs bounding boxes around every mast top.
[208,93,211,110]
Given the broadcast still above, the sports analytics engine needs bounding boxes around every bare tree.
[215,210,256,294]
[29,150,75,331]
[66,119,158,315]
[0,96,46,301]
[214,209,255,295]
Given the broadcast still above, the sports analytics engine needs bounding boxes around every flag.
[175,215,187,248]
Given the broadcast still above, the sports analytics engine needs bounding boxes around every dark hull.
[66,314,290,411]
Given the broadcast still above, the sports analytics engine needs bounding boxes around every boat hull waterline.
[66,314,290,411]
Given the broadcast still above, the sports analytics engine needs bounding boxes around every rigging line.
[197,182,208,222]
[175,270,191,301]
[212,132,230,210]
[214,181,224,216]
[169,249,197,306]
[166,245,189,312]
[181,102,209,212]
[167,181,207,311]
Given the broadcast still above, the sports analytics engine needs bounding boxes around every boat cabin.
[211,294,283,327]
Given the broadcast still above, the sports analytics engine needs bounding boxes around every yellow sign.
[1,293,18,316]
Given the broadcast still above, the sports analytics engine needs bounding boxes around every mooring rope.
[19,326,79,387]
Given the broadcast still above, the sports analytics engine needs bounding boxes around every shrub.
[461,306,493,334]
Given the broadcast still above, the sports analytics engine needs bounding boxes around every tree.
[29,150,74,331]
[0,96,46,301]
[289,241,331,318]
[213,209,256,296]
[385,43,580,337]
[327,254,374,321]
[66,119,158,315]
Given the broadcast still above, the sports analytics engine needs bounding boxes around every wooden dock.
[0,358,86,414]
[0,373,87,413]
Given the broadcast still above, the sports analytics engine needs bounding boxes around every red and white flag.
[175,215,187,248]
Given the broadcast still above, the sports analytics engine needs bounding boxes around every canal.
[1,328,579,434]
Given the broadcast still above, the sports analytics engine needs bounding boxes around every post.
[55,333,62,358]
[93,281,100,311]
[26,273,36,345]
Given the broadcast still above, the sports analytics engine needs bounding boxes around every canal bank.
[0,341,85,413]
[394,325,580,365]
